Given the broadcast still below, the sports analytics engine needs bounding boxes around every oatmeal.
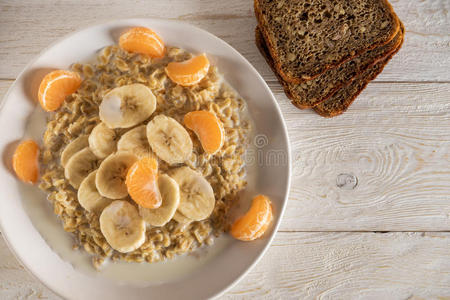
[37,44,251,267]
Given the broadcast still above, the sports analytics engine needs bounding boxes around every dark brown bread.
[255,26,298,105]
[255,25,402,108]
[313,29,404,117]
[254,0,400,83]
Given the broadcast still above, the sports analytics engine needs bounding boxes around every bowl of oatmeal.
[0,19,291,299]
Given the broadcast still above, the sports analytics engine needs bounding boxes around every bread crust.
[254,0,401,84]
[313,23,404,117]
[255,27,305,107]
[255,23,403,109]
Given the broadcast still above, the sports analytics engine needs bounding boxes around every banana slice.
[117,125,154,159]
[99,83,156,129]
[61,135,89,167]
[170,166,215,221]
[100,200,146,253]
[78,170,113,213]
[88,122,119,158]
[64,147,99,189]
[173,211,193,225]
[139,174,180,226]
[96,152,138,199]
[147,115,193,165]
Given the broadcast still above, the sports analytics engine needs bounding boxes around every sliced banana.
[88,122,119,158]
[64,147,99,189]
[117,125,154,159]
[61,135,89,167]
[96,152,138,199]
[99,83,156,129]
[139,174,180,226]
[170,166,215,221]
[100,200,146,253]
[78,170,113,214]
[173,211,193,225]
[147,115,193,165]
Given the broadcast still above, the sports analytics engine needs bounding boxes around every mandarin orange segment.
[12,140,40,184]
[165,53,210,86]
[119,27,165,58]
[230,195,273,241]
[126,157,162,209]
[38,70,82,112]
[184,111,224,154]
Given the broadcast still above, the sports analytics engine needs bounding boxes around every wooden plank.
[274,82,450,231]
[0,0,449,81]
[1,80,449,231]
[0,0,253,79]
[226,232,450,299]
[1,232,450,299]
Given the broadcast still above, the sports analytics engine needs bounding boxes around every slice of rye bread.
[313,29,404,117]
[255,27,297,102]
[255,23,403,109]
[254,0,400,84]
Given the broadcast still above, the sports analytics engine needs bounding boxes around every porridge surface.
[38,45,251,268]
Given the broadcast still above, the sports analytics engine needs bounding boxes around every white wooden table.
[1,0,449,298]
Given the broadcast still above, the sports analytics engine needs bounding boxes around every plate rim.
[0,17,292,299]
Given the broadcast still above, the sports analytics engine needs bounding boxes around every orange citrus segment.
[184,111,224,154]
[38,70,82,112]
[165,53,210,86]
[119,27,165,58]
[230,195,273,241]
[12,140,40,184]
[126,157,162,209]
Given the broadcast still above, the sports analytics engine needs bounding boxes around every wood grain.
[0,0,449,81]
[1,0,450,298]
[226,232,450,299]
[2,232,450,299]
[0,80,449,232]
[276,82,450,231]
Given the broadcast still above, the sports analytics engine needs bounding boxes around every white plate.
[0,19,291,299]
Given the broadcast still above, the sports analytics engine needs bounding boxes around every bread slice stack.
[254,0,404,117]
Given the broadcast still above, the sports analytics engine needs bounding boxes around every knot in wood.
[336,173,358,190]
